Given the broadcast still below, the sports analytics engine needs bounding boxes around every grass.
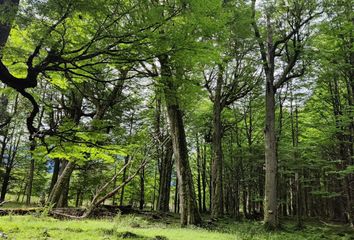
[0,213,352,240]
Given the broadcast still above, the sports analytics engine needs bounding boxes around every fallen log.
[0,207,42,216]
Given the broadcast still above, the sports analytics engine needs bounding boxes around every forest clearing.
[0,0,353,239]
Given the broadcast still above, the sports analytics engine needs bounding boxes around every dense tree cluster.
[0,0,352,229]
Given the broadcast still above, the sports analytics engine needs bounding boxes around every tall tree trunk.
[251,0,311,228]
[211,65,224,218]
[264,77,278,228]
[329,78,351,223]
[159,54,201,226]
[196,135,203,213]
[202,143,207,212]
[290,89,303,228]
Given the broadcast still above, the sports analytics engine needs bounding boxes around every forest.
[0,0,353,239]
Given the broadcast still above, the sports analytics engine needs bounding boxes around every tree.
[159,54,201,225]
[204,28,258,217]
[251,0,321,229]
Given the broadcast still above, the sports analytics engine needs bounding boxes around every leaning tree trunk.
[49,158,60,193]
[159,54,201,226]
[47,161,75,207]
[56,160,71,207]
[119,155,129,206]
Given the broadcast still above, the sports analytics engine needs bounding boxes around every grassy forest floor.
[0,209,353,240]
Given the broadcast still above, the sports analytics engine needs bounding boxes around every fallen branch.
[0,207,42,216]
[82,159,148,218]
[49,159,148,220]
[0,201,9,207]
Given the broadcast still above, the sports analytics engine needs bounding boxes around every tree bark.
[159,54,201,226]
[47,161,75,207]
[157,139,173,212]
[211,65,224,218]
[264,76,278,228]
[49,158,60,193]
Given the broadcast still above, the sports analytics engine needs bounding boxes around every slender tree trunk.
[139,165,145,210]
[25,141,36,205]
[196,135,203,213]
[119,155,129,206]
[211,65,224,218]
[202,143,207,213]
[152,162,157,210]
[174,177,178,213]
[112,163,118,205]
[0,132,9,202]
[290,90,303,228]
[75,189,81,207]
